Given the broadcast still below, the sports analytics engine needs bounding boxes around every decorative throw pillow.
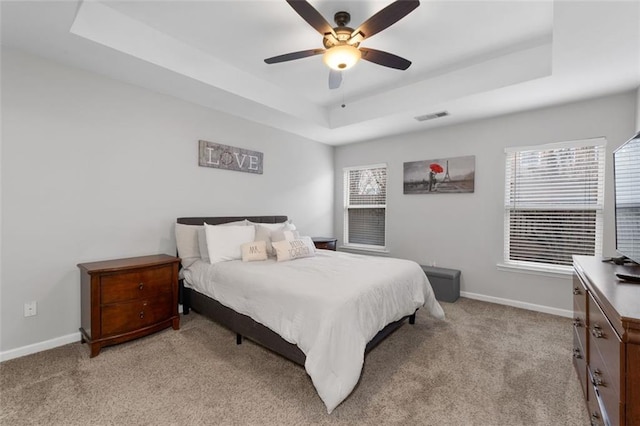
[204,224,256,264]
[241,240,268,262]
[175,223,201,268]
[272,236,316,262]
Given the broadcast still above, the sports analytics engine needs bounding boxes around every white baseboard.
[0,331,81,363]
[460,291,573,318]
[0,299,570,363]
[2,305,185,362]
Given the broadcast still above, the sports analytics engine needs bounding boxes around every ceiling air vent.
[414,111,449,122]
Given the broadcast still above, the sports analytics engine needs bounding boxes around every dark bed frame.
[177,215,416,367]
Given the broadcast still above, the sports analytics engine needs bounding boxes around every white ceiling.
[1,0,639,145]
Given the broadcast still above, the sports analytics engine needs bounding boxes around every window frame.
[343,163,388,252]
[500,138,606,275]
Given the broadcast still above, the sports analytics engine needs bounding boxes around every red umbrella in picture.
[429,163,444,173]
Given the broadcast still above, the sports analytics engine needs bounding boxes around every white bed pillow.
[254,223,298,256]
[223,220,250,227]
[249,221,296,231]
[241,240,268,262]
[175,223,201,268]
[205,223,256,264]
[272,236,316,262]
[196,220,249,263]
[271,225,299,243]
[197,227,210,263]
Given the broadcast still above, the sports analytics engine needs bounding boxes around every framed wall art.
[403,155,475,194]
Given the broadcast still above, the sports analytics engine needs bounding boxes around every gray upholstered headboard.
[176,216,288,226]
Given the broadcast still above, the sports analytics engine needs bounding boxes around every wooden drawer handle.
[138,282,144,290]
[590,325,604,338]
[573,286,582,295]
[139,311,145,319]
[572,348,582,359]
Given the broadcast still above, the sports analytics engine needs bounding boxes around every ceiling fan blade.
[264,48,325,64]
[286,0,337,38]
[351,0,420,41]
[328,69,342,90]
[360,47,412,70]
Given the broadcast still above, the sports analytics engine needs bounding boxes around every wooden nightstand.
[78,254,180,357]
[312,237,338,251]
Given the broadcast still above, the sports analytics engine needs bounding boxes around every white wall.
[636,87,640,131]
[334,91,637,315]
[0,48,334,356]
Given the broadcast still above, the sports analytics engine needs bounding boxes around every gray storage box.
[420,265,461,302]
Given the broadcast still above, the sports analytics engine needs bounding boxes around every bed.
[176,215,444,413]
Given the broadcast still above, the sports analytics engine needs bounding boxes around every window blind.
[504,138,606,268]
[614,137,640,258]
[344,165,387,248]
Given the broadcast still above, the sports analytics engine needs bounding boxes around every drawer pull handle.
[572,348,582,359]
[590,412,601,426]
[573,287,581,295]
[591,325,604,338]
[573,317,582,328]
[138,283,144,290]
[139,311,145,319]
[592,370,606,387]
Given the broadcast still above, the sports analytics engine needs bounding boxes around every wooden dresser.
[78,254,180,357]
[572,256,640,425]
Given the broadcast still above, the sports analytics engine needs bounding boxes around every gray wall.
[0,49,334,355]
[334,91,637,314]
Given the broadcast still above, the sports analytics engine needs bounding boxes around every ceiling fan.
[264,0,420,90]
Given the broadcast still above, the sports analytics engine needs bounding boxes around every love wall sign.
[198,140,263,174]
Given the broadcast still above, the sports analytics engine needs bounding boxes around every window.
[503,138,606,272]
[344,164,387,250]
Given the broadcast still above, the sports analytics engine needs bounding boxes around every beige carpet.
[0,298,589,425]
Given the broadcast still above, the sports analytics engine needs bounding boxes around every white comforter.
[183,250,445,413]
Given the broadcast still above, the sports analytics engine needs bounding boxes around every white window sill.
[339,245,390,255]
[496,262,573,279]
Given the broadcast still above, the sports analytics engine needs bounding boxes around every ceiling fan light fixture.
[323,44,361,71]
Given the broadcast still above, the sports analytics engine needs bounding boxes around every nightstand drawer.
[101,294,173,336]
[100,264,173,304]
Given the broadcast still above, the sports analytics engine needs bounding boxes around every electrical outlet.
[24,301,37,317]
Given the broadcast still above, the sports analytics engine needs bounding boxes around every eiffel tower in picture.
[442,160,451,182]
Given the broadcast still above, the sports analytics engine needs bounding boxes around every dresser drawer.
[572,327,588,400]
[573,274,587,321]
[100,264,173,304]
[574,299,587,354]
[101,294,173,336]
[588,293,623,426]
[590,354,621,426]
[587,377,607,426]
[588,293,622,393]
